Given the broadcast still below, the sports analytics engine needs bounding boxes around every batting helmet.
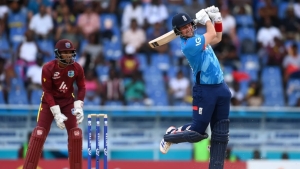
[172,13,196,36]
[54,39,76,65]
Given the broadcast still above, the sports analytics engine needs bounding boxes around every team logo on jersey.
[65,42,71,48]
[195,37,201,46]
[68,70,74,77]
[52,72,60,79]
[59,81,68,93]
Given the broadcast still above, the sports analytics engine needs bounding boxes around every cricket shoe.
[160,126,176,154]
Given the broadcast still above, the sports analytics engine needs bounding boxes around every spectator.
[76,4,100,38]
[245,81,263,107]
[0,0,9,20]
[0,56,15,103]
[283,43,300,81]
[229,81,244,106]
[122,0,144,31]
[122,18,146,52]
[101,68,125,105]
[183,0,206,20]
[257,17,282,48]
[81,32,103,71]
[213,33,239,70]
[84,68,101,105]
[55,5,76,27]
[55,21,79,50]
[280,6,300,41]
[294,0,300,19]
[266,37,286,66]
[281,152,289,159]
[143,0,168,26]
[124,70,147,104]
[29,4,53,39]
[220,7,238,45]
[17,30,49,64]
[168,70,190,105]
[257,0,279,28]
[26,56,43,100]
[119,45,139,78]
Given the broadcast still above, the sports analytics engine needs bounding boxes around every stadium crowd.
[0,0,299,107]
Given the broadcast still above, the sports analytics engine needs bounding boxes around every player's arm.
[76,65,86,101]
[209,21,222,45]
[72,64,86,124]
[196,9,216,46]
[204,6,223,45]
[41,66,56,107]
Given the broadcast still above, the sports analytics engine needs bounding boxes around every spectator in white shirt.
[143,0,168,26]
[122,18,146,52]
[257,17,282,48]
[168,70,190,105]
[26,56,43,101]
[29,4,53,39]
[122,0,144,31]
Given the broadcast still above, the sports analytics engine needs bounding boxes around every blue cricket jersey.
[180,34,224,84]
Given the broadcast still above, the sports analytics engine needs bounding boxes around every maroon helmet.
[54,39,76,65]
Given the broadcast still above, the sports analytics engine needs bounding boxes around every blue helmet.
[172,13,196,36]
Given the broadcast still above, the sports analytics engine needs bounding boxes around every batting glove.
[195,9,211,25]
[50,105,68,130]
[72,100,84,124]
[207,11,222,22]
[205,5,219,13]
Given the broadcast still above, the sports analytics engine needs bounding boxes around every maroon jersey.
[41,60,86,107]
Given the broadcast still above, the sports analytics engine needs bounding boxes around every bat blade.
[148,30,178,48]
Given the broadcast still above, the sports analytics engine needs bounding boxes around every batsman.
[23,39,86,169]
[159,6,231,169]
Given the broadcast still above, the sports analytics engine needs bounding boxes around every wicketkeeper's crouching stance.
[23,39,86,169]
[159,6,230,169]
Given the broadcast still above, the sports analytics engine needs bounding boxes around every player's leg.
[160,84,215,153]
[209,83,231,169]
[23,103,53,169]
[62,103,82,169]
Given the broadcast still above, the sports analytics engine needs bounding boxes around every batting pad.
[164,130,208,143]
[68,127,83,169]
[209,119,230,169]
[23,126,47,169]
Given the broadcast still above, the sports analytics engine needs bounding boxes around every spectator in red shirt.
[120,45,139,78]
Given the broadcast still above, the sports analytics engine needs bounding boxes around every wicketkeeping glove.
[50,105,68,130]
[195,9,211,25]
[72,100,84,124]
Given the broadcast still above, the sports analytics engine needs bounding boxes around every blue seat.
[10,78,25,91]
[237,27,256,43]
[30,89,43,105]
[240,55,259,81]
[235,15,254,27]
[278,2,289,19]
[103,41,122,60]
[170,38,182,57]
[261,66,282,83]
[0,91,6,104]
[151,54,170,71]
[263,91,285,107]
[8,89,28,105]
[37,39,54,63]
[287,79,300,106]
[0,36,11,59]
[136,53,148,71]
[105,101,123,106]
[95,65,109,82]
[84,96,101,106]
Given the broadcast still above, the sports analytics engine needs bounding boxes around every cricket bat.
[148,30,177,48]
[148,19,198,48]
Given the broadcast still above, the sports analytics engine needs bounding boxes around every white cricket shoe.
[160,126,176,154]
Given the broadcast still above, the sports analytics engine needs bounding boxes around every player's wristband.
[214,22,222,32]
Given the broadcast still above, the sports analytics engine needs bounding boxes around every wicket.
[87,114,108,169]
